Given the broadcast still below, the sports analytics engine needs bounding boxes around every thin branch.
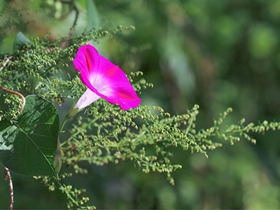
[71,1,79,29]
[4,167,14,210]
[61,27,75,48]
[61,0,78,48]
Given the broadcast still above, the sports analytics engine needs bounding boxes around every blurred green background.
[1,0,280,209]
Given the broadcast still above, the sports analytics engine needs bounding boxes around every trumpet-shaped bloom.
[73,44,141,111]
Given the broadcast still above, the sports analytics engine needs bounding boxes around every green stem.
[53,116,70,174]
[59,117,68,133]
[53,176,80,207]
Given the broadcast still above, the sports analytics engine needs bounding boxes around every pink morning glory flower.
[73,44,141,111]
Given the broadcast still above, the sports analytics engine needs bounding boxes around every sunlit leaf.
[0,95,59,175]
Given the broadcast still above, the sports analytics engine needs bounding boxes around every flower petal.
[73,44,141,110]
[74,88,100,110]
[73,45,99,93]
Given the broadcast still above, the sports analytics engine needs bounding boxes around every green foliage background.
[1,0,280,209]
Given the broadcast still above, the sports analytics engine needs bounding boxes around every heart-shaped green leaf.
[0,95,59,175]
